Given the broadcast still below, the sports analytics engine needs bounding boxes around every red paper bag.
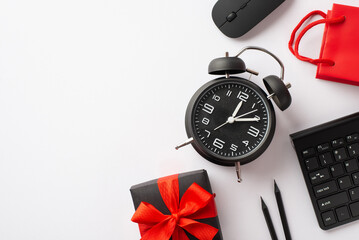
[289,4,359,86]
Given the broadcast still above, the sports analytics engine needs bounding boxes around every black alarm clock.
[176,46,292,182]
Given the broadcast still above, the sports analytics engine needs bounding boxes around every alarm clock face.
[185,77,275,166]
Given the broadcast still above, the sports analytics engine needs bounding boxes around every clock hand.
[232,101,243,117]
[214,101,242,131]
[214,121,229,131]
[234,109,258,120]
[234,117,260,122]
[214,109,259,131]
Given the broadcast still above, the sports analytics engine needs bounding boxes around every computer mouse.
[212,0,285,38]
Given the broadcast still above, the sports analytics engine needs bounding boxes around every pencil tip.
[260,196,267,209]
[274,180,280,193]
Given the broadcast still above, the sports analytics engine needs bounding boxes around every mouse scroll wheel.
[226,12,237,22]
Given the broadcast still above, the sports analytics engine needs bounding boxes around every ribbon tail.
[138,224,155,237]
[140,218,176,240]
[171,226,190,240]
[179,218,218,240]
[132,202,173,238]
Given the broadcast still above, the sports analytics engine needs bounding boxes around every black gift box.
[130,169,223,240]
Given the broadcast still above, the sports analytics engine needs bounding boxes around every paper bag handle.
[288,10,345,66]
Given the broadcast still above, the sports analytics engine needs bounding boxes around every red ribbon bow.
[131,174,219,240]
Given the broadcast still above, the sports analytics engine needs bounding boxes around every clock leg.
[175,137,194,150]
[235,161,242,183]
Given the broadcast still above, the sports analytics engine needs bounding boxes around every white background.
[1,0,359,239]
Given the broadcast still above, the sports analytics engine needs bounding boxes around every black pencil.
[274,180,292,240]
[261,197,278,240]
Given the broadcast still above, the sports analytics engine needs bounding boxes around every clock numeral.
[204,130,211,138]
[202,117,210,125]
[237,91,249,102]
[230,144,238,152]
[247,126,260,138]
[226,90,232,97]
[212,94,221,101]
[213,138,225,149]
[202,103,214,114]
[242,140,249,147]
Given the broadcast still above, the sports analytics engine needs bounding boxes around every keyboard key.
[330,164,344,177]
[338,176,352,189]
[313,181,338,198]
[349,202,359,217]
[322,211,337,226]
[353,172,359,185]
[310,168,330,185]
[302,148,315,158]
[347,133,359,143]
[333,148,348,161]
[332,138,345,148]
[317,143,330,152]
[344,159,359,172]
[305,157,319,171]
[348,143,359,157]
[336,206,350,222]
[349,187,359,201]
[319,152,334,166]
[318,192,349,211]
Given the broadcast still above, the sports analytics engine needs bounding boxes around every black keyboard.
[290,112,359,230]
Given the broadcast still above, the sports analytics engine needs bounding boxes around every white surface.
[0,0,359,239]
